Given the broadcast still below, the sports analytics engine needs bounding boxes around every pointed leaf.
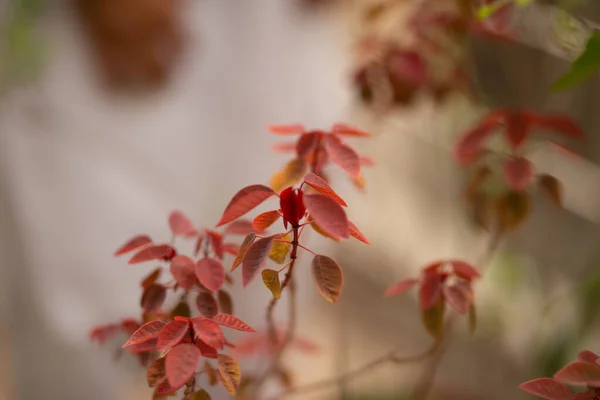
[165,343,202,389]
[270,158,307,193]
[129,245,177,265]
[331,122,371,137]
[252,210,281,232]
[304,194,349,240]
[141,284,167,313]
[224,219,256,236]
[231,233,256,272]
[217,354,242,396]
[552,31,600,92]
[170,301,191,319]
[204,361,218,385]
[212,314,255,332]
[89,323,121,345]
[126,337,158,354]
[520,378,573,400]
[242,236,274,287]
[168,210,196,237]
[216,185,277,227]
[157,320,190,352]
[269,237,289,265]
[196,292,218,319]
[147,358,167,388]
[505,111,535,150]
[196,339,218,359]
[207,231,224,259]
[323,134,361,178]
[455,111,504,165]
[262,269,281,299]
[170,255,196,290]
[450,260,480,281]
[122,320,166,348]
[385,278,419,297]
[538,175,562,206]
[268,124,305,135]
[195,258,226,292]
[222,243,239,256]
[296,132,320,158]
[154,376,177,396]
[554,361,600,386]
[443,281,473,314]
[420,273,443,310]
[303,172,347,206]
[578,350,600,364]
[194,234,206,257]
[503,157,534,190]
[192,317,225,350]
[537,114,584,139]
[348,220,369,244]
[114,234,152,256]
[217,290,233,315]
[141,268,163,289]
[311,255,343,303]
[190,389,212,400]
[422,296,445,338]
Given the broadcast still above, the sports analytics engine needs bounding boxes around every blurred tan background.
[2,0,600,399]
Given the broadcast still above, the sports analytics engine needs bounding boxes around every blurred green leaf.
[552,31,600,92]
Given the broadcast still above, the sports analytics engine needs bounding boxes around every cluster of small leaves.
[386,260,479,338]
[455,109,583,232]
[91,210,259,399]
[521,350,600,399]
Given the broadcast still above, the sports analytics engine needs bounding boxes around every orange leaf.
[348,220,369,244]
[272,142,297,153]
[222,243,239,256]
[114,234,152,256]
[196,292,218,319]
[195,258,226,292]
[269,158,307,193]
[217,354,242,396]
[230,233,256,272]
[191,317,225,350]
[122,320,166,348]
[323,134,361,178]
[261,269,281,299]
[242,236,274,287]
[216,185,277,227]
[141,284,167,313]
[168,210,196,236]
[331,122,371,137]
[204,361,218,386]
[385,278,419,297]
[311,255,343,303]
[252,210,281,232]
[156,320,190,352]
[147,358,167,388]
[267,124,305,135]
[303,172,347,206]
[129,244,176,265]
[165,343,202,389]
[212,314,255,332]
[304,194,349,239]
[170,255,196,290]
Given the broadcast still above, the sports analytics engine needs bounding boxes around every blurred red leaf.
[311,255,343,303]
[385,278,419,297]
[129,244,176,265]
[170,255,196,290]
[323,135,361,178]
[519,378,573,400]
[455,112,504,165]
[157,320,190,352]
[230,233,256,273]
[242,236,274,287]
[122,320,166,348]
[195,258,226,292]
[536,114,584,139]
[192,317,225,350]
[268,124,306,135]
[443,281,472,314]
[196,339,218,359]
[450,260,480,281]
[386,49,427,84]
[359,155,376,166]
[212,314,255,332]
[554,361,600,386]
[503,157,534,191]
[168,210,196,237]
[114,234,152,256]
[578,351,600,364]
[141,268,162,289]
[155,378,177,395]
[348,220,369,244]
[224,220,256,236]
[252,210,281,232]
[222,243,239,256]
[216,185,277,227]
[90,323,121,345]
[296,132,320,158]
[420,273,442,310]
[505,111,537,150]
[304,194,349,240]
[194,234,205,257]
[303,172,347,207]
[331,123,371,137]
[207,231,224,259]
[165,343,202,389]
[196,292,219,319]
[272,142,297,153]
[141,284,167,313]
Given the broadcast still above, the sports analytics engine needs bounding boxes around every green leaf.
[552,31,600,92]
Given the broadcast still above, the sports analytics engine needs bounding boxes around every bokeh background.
[2,0,600,399]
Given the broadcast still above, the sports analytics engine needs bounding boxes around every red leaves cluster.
[269,123,372,191]
[521,350,600,400]
[386,260,479,337]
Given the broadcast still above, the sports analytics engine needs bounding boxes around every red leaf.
[450,260,480,281]
[230,233,256,273]
[331,122,371,137]
[196,339,218,359]
[90,323,121,345]
[420,274,442,310]
[252,210,281,232]
[191,317,225,349]
[503,157,534,191]
[129,244,176,265]
[165,343,202,389]
[536,114,584,139]
[323,135,361,178]
[156,320,190,352]
[125,338,158,354]
[359,155,376,166]
[303,172,347,207]
[272,142,297,153]
[554,361,600,386]
[194,234,206,257]
[141,268,162,289]
[222,243,240,256]
[268,124,305,135]
[242,236,274,287]
[216,185,277,227]
[578,350,600,364]
[207,231,224,259]
[455,111,504,165]
[303,194,349,239]
[224,220,256,236]
[195,258,226,292]
[168,210,196,237]
[114,235,152,256]
[212,314,255,332]
[196,292,219,319]
[443,281,473,314]
[348,220,369,244]
[519,378,573,400]
[121,319,141,335]
[386,49,427,84]
[141,284,167,313]
[385,278,419,297]
[170,255,197,290]
[155,378,177,395]
[122,320,166,348]
[296,132,320,158]
[505,111,536,150]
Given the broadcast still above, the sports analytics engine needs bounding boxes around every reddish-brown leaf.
[195,258,226,292]
[454,111,504,165]
[503,157,534,191]
[141,268,162,289]
[578,350,600,364]
[311,255,343,303]
[505,111,536,150]
[114,234,152,256]
[420,273,442,310]
[217,290,233,315]
[90,323,121,345]
[129,244,176,265]
[168,210,196,237]
[348,220,369,244]
[156,320,190,352]
[141,284,167,313]
[207,231,224,259]
[303,172,347,207]
[222,243,239,256]
[443,281,473,314]
[204,361,218,385]
[196,292,219,319]
[217,354,241,396]
[194,234,206,257]
[304,194,349,240]
[125,337,158,354]
[212,314,255,332]
[323,135,361,178]
[122,320,166,348]
[554,361,600,386]
[538,175,562,206]
[268,124,305,135]
[230,233,256,272]
[224,219,256,236]
[296,132,320,158]
[450,260,480,281]
[331,122,371,137]
[385,278,419,297]
[196,339,218,359]
[536,114,584,139]
[147,358,167,388]
[155,378,177,395]
[165,343,202,389]
[242,236,274,287]
[519,378,573,400]
[191,317,225,350]
[190,389,212,400]
[252,210,281,232]
[170,255,196,290]
[216,185,277,227]
[496,191,531,231]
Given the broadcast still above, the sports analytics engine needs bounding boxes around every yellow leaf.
[351,173,366,191]
[190,389,211,400]
[204,361,218,386]
[270,158,307,193]
[268,235,289,264]
[217,354,241,396]
[261,269,281,299]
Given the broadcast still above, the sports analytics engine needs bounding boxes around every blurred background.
[1,0,600,399]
